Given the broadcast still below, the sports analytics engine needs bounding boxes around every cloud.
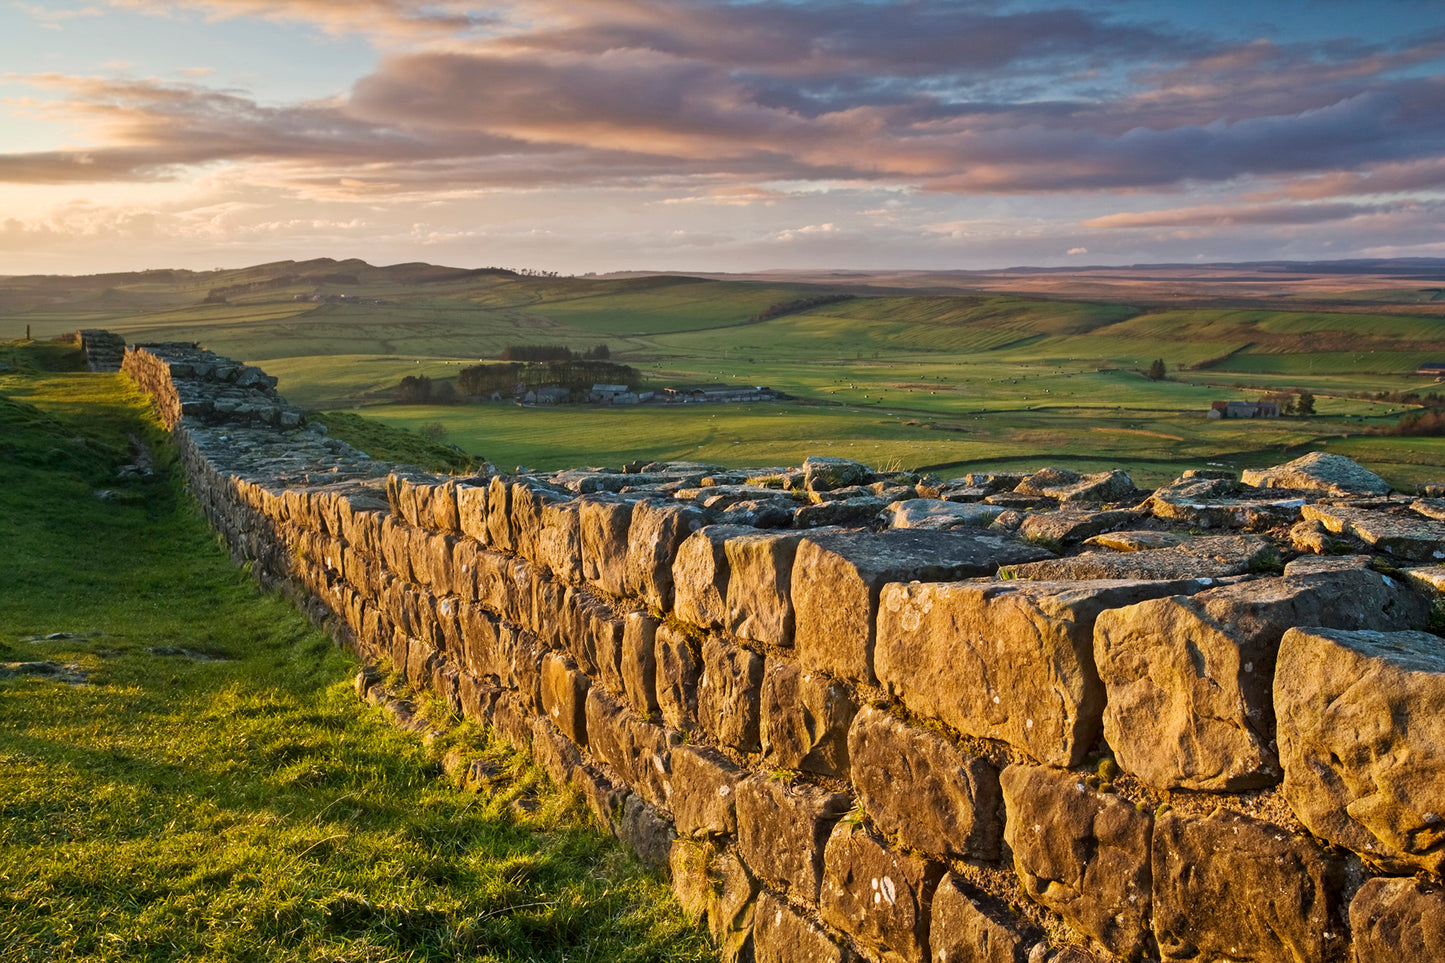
[1082,202,1391,229]
[1067,246,1088,255]
[2,0,1444,232]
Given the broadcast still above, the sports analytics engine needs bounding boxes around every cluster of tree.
[456,359,640,397]
[396,374,456,404]
[1259,390,1316,416]
[498,344,611,362]
[1147,358,1168,381]
[1366,389,1445,406]
[1384,408,1445,436]
[747,293,855,324]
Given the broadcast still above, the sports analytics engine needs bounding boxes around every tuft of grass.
[312,409,489,475]
[0,341,716,963]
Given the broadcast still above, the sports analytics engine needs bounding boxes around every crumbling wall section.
[114,335,1445,963]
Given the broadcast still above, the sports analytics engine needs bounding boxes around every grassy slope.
[0,341,714,963]
[3,265,1444,488]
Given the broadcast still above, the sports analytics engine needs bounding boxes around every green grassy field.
[0,341,714,962]
[3,259,1444,488]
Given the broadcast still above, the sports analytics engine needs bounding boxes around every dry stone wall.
[111,334,1445,963]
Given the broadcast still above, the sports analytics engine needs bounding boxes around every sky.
[1,0,1444,276]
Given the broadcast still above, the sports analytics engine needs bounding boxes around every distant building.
[589,383,637,404]
[1209,400,1281,419]
[1418,362,1445,378]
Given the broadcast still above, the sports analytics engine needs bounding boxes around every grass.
[0,340,716,962]
[3,262,1444,489]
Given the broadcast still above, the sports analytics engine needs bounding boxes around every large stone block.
[820,823,941,963]
[485,475,514,552]
[698,636,764,753]
[537,498,583,583]
[1275,626,1445,874]
[625,499,712,611]
[754,891,853,963]
[794,529,1053,685]
[760,657,858,778]
[455,480,490,545]
[1300,503,1445,562]
[1000,764,1152,960]
[930,873,1034,963]
[1350,876,1445,963]
[1152,809,1345,963]
[735,773,850,903]
[669,744,741,838]
[579,493,639,597]
[539,652,590,747]
[1096,568,1426,791]
[725,530,808,647]
[584,687,678,809]
[655,623,702,733]
[620,610,661,716]
[530,716,584,786]
[879,579,1197,766]
[619,794,675,873]
[673,524,755,629]
[848,705,1002,860]
[510,481,568,563]
[669,841,759,963]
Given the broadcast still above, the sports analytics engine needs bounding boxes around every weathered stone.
[1096,567,1427,791]
[885,498,1007,530]
[539,653,590,747]
[735,773,850,902]
[530,716,584,785]
[1403,563,1445,595]
[1084,529,1187,552]
[669,744,741,838]
[1350,876,1445,963]
[1046,469,1136,503]
[1275,626,1445,874]
[1000,534,1275,581]
[572,762,627,834]
[724,529,808,647]
[1152,809,1345,963]
[1242,451,1391,496]
[760,658,858,778]
[583,687,677,809]
[579,493,639,596]
[794,495,888,528]
[485,475,514,551]
[619,794,675,872]
[848,705,1002,859]
[620,609,661,716]
[754,891,852,963]
[509,481,568,562]
[1014,466,1080,496]
[930,873,1034,963]
[1000,764,1152,960]
[1300,503,1445,562]
[805,455,870,492]
[655,623,701,733]
[625,499,712,610]
[794,529,1053,685]
[1018,508,1142,547]
[1147,477,1307,529]
[820,823,941,963]
[698,636,764,752]
[673,525,755,629]
[537,498,583,582]
[669,842,758,963]
[878,578,1205,766]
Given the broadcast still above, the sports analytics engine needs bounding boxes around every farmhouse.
[660,384,779,404]
[1208,400,1281,419]
[1418,361,1445,378]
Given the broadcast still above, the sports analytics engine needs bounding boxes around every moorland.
[3,256,1444,488]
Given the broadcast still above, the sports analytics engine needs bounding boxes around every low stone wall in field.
[114,335,1445,963]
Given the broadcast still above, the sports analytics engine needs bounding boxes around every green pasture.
[3,260,1445,487]
[0,340,713,962]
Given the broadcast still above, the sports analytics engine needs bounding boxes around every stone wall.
[114,335,1445,963]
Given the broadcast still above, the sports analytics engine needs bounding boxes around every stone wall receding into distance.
[110,334,1445,963]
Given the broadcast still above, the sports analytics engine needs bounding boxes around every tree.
[396,374,433,404]
[1296,390,1316,416]
[1147,358,1167,381]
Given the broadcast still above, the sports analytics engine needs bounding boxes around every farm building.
[1418,362,1445,378]
[1209,400,1281,419]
